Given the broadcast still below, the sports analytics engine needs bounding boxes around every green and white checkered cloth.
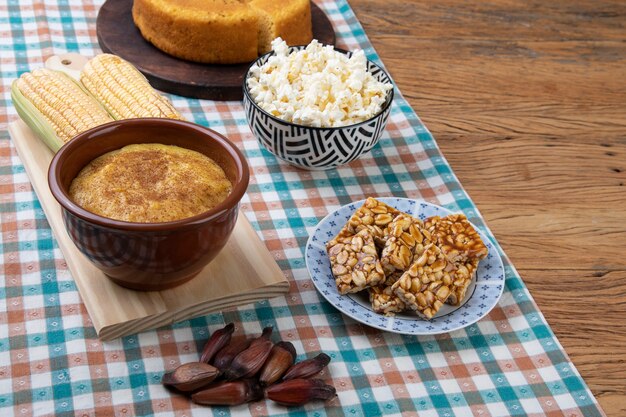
[0,0,606,416]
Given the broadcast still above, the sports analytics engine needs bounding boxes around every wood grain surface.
[348,0,626,415]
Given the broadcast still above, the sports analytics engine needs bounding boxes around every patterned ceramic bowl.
[243,46,394,170]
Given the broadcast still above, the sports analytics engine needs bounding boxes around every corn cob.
[80,54,183,120]
[11,68,114,152]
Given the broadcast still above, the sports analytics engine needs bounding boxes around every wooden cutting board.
[8,119,290,340]
[96,0,336,100]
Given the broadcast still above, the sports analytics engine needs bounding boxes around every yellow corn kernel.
[80,54,183,120]
[14,68,114,147]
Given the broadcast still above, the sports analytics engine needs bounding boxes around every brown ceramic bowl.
[48,118,249,291]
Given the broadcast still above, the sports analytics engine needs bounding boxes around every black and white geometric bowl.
[243,46,394,170]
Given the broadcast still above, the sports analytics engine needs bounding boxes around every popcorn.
[247,38,393,128]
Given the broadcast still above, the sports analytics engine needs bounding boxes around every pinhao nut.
[282,353,331,380]
[213,337,252,371]
[249,326,273,347]
[161,362,220,392]
[199,323,234,364]
[266,378,337,406]
[258,341,297,386]
[224,338,274,380]
[191,380,264,406]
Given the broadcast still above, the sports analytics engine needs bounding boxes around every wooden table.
[350,1,626,415]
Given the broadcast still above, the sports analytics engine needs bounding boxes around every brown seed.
[199,323,234,364]
[282,353,331,380]
[224,329,274,380]
[192,380,264,406]
[161,362,220,392]
[258,341,297,386]
[213,337,251,371]
[249,326,273,347]
[266,378,336,406]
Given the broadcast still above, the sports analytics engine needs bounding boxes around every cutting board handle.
[45,53,88,81]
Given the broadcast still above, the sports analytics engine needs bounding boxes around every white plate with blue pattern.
[305,198,505,335]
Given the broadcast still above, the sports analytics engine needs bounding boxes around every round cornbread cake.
[69,143,232,223]
[132,0,313,64]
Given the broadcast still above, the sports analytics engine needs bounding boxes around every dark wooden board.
[96,0,336,101]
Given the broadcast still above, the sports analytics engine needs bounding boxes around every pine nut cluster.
[162,324,335,407]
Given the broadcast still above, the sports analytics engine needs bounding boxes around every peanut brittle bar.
[346,197,401,247]
[385,270,404,285]
[446,259,478,306]
[327,230,386,295]
[391,243,456,319]
[424,214,488,264]
[369,284,405,315]
[380,214,430,278]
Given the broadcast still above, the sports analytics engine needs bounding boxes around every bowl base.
[105,271,200,292]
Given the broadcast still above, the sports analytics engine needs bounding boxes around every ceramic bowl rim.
[48,118,250,232]
[243,44,395,131]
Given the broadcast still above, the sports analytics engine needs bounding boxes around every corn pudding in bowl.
[48,118,249,291]
[69,143,232,223]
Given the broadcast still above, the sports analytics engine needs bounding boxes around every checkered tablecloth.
[0,1,606,416]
